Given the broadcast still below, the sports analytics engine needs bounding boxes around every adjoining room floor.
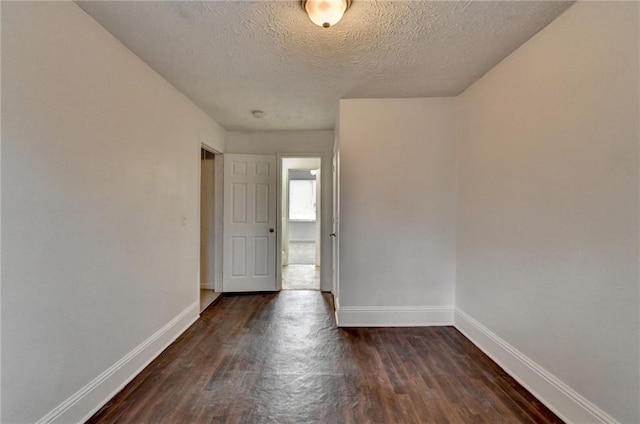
[288,240,315,264]
[282,264,320,290]
[88,291,562,424]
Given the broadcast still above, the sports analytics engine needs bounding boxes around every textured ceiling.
[77,1,573,131]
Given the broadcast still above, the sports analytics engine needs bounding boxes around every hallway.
[88,291,561,423]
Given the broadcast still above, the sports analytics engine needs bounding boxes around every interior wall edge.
[36,302,199,424]
[454,309,618,424]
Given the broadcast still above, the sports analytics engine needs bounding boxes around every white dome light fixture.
[302,0,351,29]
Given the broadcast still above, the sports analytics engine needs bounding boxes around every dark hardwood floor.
[88,291,562,423]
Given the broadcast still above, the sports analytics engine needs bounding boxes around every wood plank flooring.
[88,291,562,424]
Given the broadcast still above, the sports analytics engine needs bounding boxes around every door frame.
[332,143,340,304]
[277,153,328,291]
[198,143,223,293]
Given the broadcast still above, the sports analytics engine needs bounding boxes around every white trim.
[454,309,619,424]
[36,302,200,424]
[336,305,454,327]
[0,1,3,412]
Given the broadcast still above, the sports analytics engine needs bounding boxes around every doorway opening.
[281,157,321,290]
[200,147,222,311]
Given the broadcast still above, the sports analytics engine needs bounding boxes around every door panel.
[255,184,269,223]
[231,237,246,276]
[254,237,269,276]
[223,154,277,292]
[232,184,247,223]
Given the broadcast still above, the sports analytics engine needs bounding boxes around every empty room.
[1,1,638,423]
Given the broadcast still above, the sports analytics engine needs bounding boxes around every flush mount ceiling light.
[302,0,351,28]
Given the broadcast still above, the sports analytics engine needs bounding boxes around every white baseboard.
[454,309,618,424]
[336,305,453,327]
[37,301,200,424]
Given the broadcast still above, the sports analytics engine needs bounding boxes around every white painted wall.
[336,98,457,325]
[289,221,316,242]
[1,2,225,422]
[226,131,333,155]
[456,2,639,423]
[226,131,333,290]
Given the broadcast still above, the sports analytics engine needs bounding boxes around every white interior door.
[223,154,277,292]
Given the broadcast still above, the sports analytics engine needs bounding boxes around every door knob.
[269,228,275,233]
[330,233,336,237]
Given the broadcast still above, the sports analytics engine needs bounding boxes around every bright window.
[289,180,316,221]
